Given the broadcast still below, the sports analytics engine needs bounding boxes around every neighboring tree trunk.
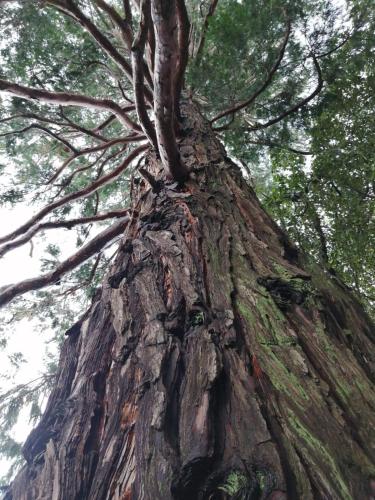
[6,103,375,500]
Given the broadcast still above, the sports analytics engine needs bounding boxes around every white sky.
[0,204,50,477]
[0,202,81,478]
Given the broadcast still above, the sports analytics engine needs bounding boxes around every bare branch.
[131,0,158,150]
[151,0,188,181]
[0,209,129,258]
[211,112,235,132]
[316,30,353,59]
[0,217,130,308]
[242,138,313,155]
[0,78,141,132]
[211,19,291,124]
[123,0,133,27]
[248,53,323,131]
[118,81,133,104]
[174,0,190,117]
[0,144,148,245]
[0,123,78,153]
[57,109,111,142]
[56,144,128,194]
[194,0,219,65]
[0,112,108,142]
[46,0,134,85]
[93,0,133,50]
[46,133,145,185]
[92,0,153,94]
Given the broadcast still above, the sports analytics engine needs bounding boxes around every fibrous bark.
[5,102,375,500]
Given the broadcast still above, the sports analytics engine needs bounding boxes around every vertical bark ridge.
[6,102,375,500]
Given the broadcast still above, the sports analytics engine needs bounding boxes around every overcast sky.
[0,202,81,478]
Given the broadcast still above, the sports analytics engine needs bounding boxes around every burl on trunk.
[6,104,375,500]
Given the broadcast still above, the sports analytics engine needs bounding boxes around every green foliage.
[186,0,374,313]
[261,0,375,313]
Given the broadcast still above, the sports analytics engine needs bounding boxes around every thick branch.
[0,144,147,245]
[92,0,153,96]
[123,0,133,27]
[248,53,323,131]
[151,0,188,182]
[0,217,129,308]
[146,19,156,75]
[131,0,158,151]
[47,0,134,85]
[0,209,129,258]
[0,78,141,132]
[174,0,190,117]
[194,0,219,65]
[94,0,133,50]
[211,19,291,124]
[312,206,329,266]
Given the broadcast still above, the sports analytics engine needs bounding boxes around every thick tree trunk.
[6,102,375,500]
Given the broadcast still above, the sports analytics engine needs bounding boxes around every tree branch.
[46,0,134,86]
[46,133,145,185]
[91,0,154,96]
[248,53,323,131]
[58,109,109,142]
[0,217,130,308]
[194,0,219,65]
[123,0,133,27]
[174,0,190,118]
[211,19,291,124]
[243,138,313,155]
[151,0,188,182]
[56,144,128,194]
[131,0,158,151]
[0,78,141,132]
[0,123,78,153]
[93,0,133,50]
[0,112,108,142]
[0,144,148,244]
[0,209,129,258]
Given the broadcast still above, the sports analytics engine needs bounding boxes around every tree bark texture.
[6,103,375,500]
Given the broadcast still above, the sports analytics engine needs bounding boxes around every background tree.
[0,0,374,498]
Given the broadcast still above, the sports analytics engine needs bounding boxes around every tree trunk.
[6,102,375,500]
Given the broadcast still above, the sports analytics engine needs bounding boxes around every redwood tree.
[0,0,375,499]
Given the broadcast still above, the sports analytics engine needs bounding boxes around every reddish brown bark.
[5,103,375,500]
